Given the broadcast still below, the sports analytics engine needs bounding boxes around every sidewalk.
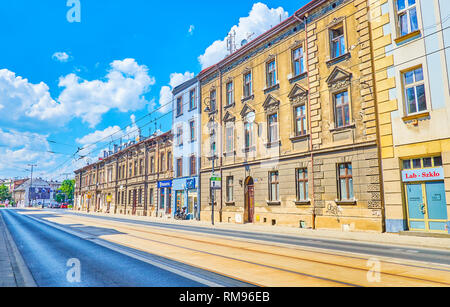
[67,209,450,251]
[0,210,35,287]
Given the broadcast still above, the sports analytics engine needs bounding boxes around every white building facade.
[171,77,201,220]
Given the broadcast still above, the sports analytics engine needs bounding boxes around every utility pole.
[28,164,37,207]
[204,98,218,226]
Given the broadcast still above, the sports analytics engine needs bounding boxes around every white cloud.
[198,2,289,69]
[0,128,56,177]
[76,126,122,146]
[188,25,195,35]
[75,114,141,159]
[156,71,194,114]
[52,52,71,62]
[0,58,156,128]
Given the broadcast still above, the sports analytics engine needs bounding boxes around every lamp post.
[204,97,217,226]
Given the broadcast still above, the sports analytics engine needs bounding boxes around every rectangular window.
[134,161,137,176]
[139,160,143,175]
[334,91,350,128]
[269,171,279,201]
[190,156,196,176]
[176,158,183,178]
[167,152,172,170]
[226,176,234,202]
[293,47,304,76]
[176,96,183,116]
[160,189,165,210]
[338,163,354,201]
[225,123,234,153]
[266,60,277,87]
[177,126,183,146]
[404,67,427,115]
[295,105,307,136]
[330,25,346,59]
[226,82,234,106]
[160,153,165,172]
[150,157,155,173]
[189,120,195,141]
[296,169,309,201]
[189,89,196,110]
[210,90,216,112]
[397,0,418,36]
[244,122,253,149]
[243,72,252,98]
[268,113,278,143]
[149,188,153,206]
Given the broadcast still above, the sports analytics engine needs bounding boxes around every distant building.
[13,178,62,207]
[74,131,173,217]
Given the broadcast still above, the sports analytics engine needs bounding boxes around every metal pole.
[28,164,36,207]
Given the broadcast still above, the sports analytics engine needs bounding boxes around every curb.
[0,210,37,287]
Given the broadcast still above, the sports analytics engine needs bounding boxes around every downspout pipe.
[294,13,316,230]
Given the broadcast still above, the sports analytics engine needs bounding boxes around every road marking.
[21,213,229,287]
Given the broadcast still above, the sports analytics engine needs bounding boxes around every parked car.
[61,203,69,209]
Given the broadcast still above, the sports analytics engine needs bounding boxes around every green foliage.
[55,193,66,203]
[59,179,75,201]
[0,184,12,202]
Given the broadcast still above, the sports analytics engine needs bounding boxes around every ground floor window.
[338,163,353,201]
[269,171,279,201]
[226,176,234,202]
[296,168,308,201]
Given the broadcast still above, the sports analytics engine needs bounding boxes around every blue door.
[406,184,426,230]
[425,182,448,231]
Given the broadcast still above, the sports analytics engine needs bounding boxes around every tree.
[59,179,75,202]
[0,185,12,202]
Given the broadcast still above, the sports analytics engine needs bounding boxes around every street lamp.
[204,97,217,226]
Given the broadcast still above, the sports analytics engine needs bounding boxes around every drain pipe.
[294,13,316,230]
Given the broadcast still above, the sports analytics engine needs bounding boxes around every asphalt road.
[51,209,450,266]
[0,209,253,287]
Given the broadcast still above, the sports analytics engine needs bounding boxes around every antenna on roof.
[226,30,236,55]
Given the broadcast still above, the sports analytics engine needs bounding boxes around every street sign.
[210,177,221,190]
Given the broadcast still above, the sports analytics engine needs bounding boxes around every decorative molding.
[223,111,236,123]
[288,84,309,105]
[263,94,280,113]
[328,16,345,28]
[240,104,255,118]
[326,66,352,91]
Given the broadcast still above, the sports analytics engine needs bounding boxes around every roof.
[198,0,326,80]
[74,131,173,173]
[172,77,199,96]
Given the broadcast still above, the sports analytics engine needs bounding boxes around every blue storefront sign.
[158,180,173,188]
[186,178,196,190]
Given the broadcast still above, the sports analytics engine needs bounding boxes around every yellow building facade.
[371,0,450,234]
[199,0,385,232]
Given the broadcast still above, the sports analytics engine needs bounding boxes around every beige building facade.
[199,0,385,232]
[74,132,174,218]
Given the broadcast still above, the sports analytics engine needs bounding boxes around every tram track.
[31,211,450,287]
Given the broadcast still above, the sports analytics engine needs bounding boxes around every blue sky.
[0,0,307,180]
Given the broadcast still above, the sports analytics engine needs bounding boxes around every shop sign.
[402,167,445,182]
[186,178,196,189]
[158,180,173,188]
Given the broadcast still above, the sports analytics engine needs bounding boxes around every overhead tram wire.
[51,8,449,157]
[77,42,450,162]
[49,13,450,174]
